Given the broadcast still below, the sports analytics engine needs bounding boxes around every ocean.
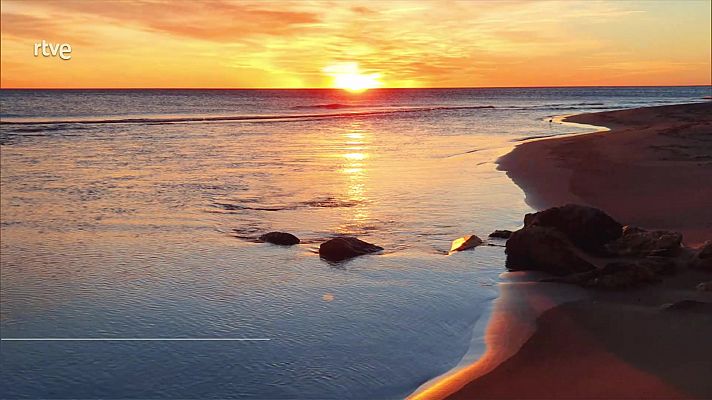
[1,86,708,399]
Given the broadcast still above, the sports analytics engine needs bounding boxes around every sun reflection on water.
[342,167,364,175]
[336,126,372,234]
[343,152,367,161]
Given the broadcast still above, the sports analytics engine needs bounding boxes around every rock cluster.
[256,231,486,263]
[504,204,693,289]
[253,205,709,279]
[256,231,383,262]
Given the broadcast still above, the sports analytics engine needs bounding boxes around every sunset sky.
[1,0,710,88]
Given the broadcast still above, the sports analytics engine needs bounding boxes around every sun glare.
[323,62,382,93]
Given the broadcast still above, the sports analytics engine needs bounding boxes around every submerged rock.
[259,232,300,246]
[450,235,483,252]
[505,225,596,276]
[489,230,513,239]
[523,204,622,254]
[606,226,682,257]
[319,237,383,262]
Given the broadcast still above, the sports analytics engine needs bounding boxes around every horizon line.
[1,84,710,91]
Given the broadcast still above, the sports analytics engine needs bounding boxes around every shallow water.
[1,87,708,399]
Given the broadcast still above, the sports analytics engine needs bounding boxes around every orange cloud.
[1,0,709,88]
[5,1,321,40]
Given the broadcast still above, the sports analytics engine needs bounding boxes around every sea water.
[1,87,708,399]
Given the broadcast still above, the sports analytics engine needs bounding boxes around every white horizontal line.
[1,338,270,341]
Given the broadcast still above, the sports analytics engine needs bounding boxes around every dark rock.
[450,235,483,252]
[591,262,660,289]
[489,230,513,239]
[606,226,682,257]
[319,237,383,262]
[505,225,596,276]
[638,256,677,275]
[698,241,712,258]
[542,262,660,289]
[523,204,622,253]
[259,231,300,246]
[690,241,712,270]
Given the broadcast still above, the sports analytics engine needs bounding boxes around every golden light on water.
[336,126,371,233]
[323,63,383,93]
[342,167,364,175]
[343,152,367,161]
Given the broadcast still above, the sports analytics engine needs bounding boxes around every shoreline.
[409,272,590,400]
[445,266,712,399]
[413,101,712,400]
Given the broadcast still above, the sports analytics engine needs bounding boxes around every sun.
[334,73,381,93]
[323,62,383,93]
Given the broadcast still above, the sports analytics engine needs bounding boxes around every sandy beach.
[499,102,712,246]
[414,102,712,400]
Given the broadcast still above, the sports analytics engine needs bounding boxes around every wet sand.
[446,270,712,399]
[414,102,712,400]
